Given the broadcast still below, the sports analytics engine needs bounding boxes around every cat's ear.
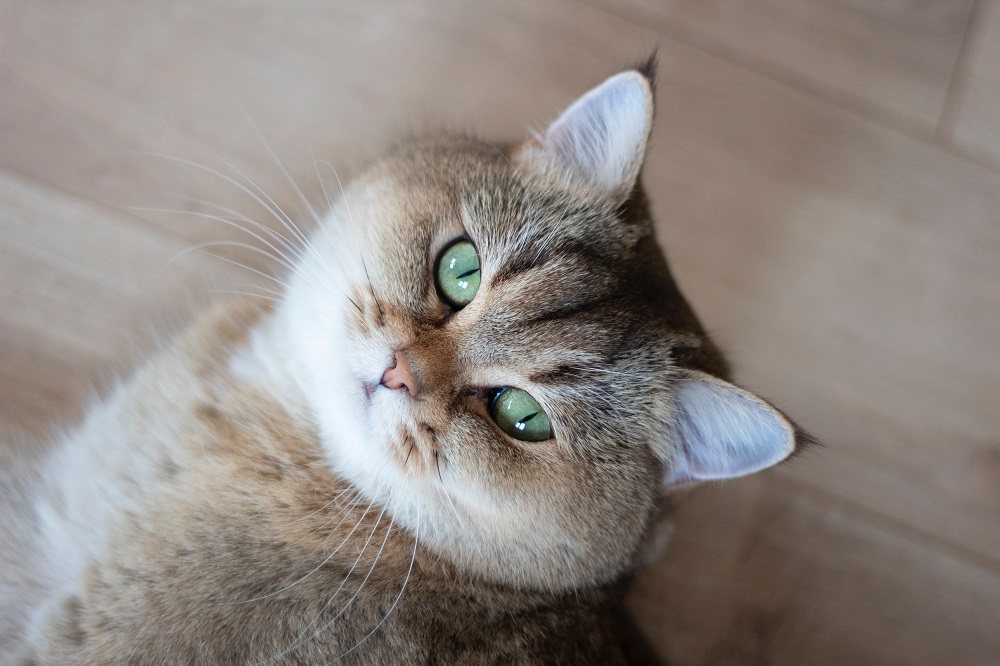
[517,65,655,196]
[662,371,802,488]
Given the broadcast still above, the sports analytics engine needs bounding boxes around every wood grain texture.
[946,0,1000,163]
[587,0,977,131]
[0,169,250,435]
[1,1,998,663]
[630,480,1000,665]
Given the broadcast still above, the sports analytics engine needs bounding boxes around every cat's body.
[2,301,639,663]
[2,62,806,663]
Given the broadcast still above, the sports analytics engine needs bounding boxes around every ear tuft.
[520,68,654,195]
[630,51,658,93]
[663,372,799,488]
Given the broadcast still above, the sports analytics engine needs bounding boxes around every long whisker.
[140,153,347,299]
[140,153,309,248]
[133,206,305,274]
[310,145,334,214]
[164,241,296,283]
[336,505,420,661]
[431,464,465,528]
[270,505,387,662]
[141,151,371,322]
[212,151,361,311]
[220,491,371,606]
[209,151,313,250]
[233,111,364,313]
[208,150,357,308]
[239,107,325,230]
[299,484,364,524]
[154,195,306,259]
[292,519,395,655]
[317,157,365,268]
[211,289,282,304]
[168,239,362,314]
[145,194,354,312]
[319,159,354,226]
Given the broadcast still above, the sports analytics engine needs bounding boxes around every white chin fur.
[271,207,427,533]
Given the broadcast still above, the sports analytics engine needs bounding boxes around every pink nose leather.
[380,350,419,396]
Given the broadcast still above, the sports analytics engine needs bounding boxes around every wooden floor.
[2,1,999,663]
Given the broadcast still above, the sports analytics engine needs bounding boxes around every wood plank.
[646,37,1000,569]
[945,0,1000,163]
[586,0,976,131]
[0,0,646,247]
[0,168,251,433]
[629,479,1000,665]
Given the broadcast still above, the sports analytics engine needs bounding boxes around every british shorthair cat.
[1,58,808,664]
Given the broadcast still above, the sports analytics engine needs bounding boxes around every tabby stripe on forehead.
[489,239,610,289]
[529,364,588,385]
[523,295,612,326]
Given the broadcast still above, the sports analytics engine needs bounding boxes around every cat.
[0,58,809,664]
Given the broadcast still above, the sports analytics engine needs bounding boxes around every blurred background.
[2,1,998,663]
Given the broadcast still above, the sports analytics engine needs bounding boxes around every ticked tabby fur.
[1,59,809,664]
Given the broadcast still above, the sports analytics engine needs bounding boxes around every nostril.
[380,350,419,396]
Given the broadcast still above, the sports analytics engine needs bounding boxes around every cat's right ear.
[661,371,807,489]
[515,63,655,197]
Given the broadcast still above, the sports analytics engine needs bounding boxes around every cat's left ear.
[517,64,655,197]
[661,371,805,489]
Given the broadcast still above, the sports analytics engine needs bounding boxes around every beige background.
[2,1,999,663]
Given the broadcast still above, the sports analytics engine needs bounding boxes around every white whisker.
[210,289,282,304]
[433,478,465,529]
[155,195,306,259]
[133,206,305,274]
[164,241,296,283]
[221,491,371,607]
[210,151,313,248]
[141,153,308,247]
[239,108,325,231]
[295,519,395,656]
[310,145,334,214]
[268,504,387,662]
[336,504,420,661]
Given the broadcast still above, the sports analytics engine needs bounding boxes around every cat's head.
[279,62,805,590]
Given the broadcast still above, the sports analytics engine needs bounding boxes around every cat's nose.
[380,350,419,397]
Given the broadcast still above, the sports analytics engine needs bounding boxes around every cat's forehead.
[383,137,644,256]
[378,137,681,351]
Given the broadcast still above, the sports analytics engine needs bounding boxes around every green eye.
[489,387,553,442]
[436,240,480,308]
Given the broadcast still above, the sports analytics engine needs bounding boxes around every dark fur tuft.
[630,50,659,93]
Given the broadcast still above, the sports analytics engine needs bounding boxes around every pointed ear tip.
[600,71,654,129]
[791,426,821,454]
[611,70,654,101]
[630,51,659,89]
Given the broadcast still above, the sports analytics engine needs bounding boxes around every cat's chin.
[306,350,419,492]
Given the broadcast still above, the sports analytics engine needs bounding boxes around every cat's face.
[280,67,801,590]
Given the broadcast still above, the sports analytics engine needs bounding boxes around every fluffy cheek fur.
[277,168,658,590]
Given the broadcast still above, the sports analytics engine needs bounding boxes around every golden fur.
[2,61,806,664]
